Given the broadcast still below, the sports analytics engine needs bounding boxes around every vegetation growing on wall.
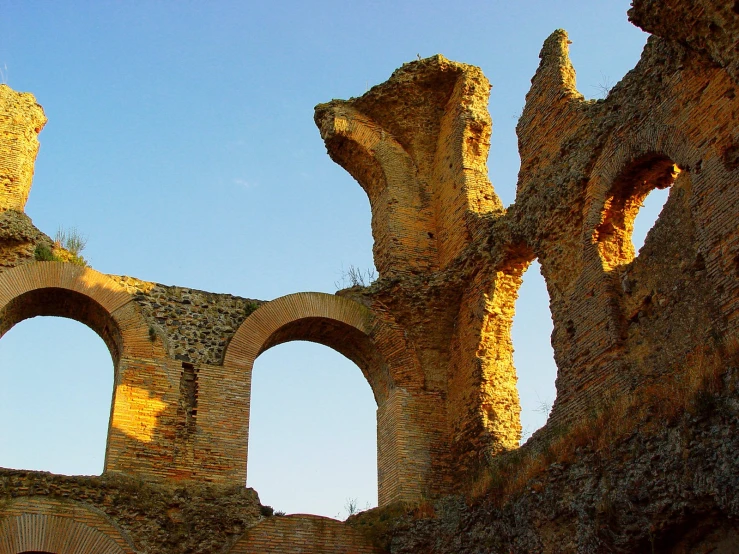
[33,226,89,267]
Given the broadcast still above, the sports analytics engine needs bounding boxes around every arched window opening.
[595,154,680,270]
[0,316,114,475]
[512,260,557,444]
[248,341,377,519]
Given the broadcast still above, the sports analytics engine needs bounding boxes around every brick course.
[1,0,738,550]
[229,515,381,554]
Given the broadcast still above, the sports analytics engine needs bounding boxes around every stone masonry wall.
[1,0,738,551]
[315,1,739,479]
[375,370,739,553]
[109,275,263,366]
[0,470,264,554]
[0,470,380,554]
[0,210,52,270]
[229,514,381,553]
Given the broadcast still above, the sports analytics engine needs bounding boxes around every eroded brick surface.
[1,0,738,551]
[316,23,739,480]
[0,85,46,212]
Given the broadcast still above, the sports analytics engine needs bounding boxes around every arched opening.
[247,341,377,518]
[226,292,425,507]
[475,251,557,451]
[510,260,557,443]
[0,282,122,476]
[0,316,114,475]
[257,316,391,402]
[595,154,681,270]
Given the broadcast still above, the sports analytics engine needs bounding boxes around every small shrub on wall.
[33,227,89,267]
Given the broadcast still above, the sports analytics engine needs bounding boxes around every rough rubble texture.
[1,0,738,551]
[381,403,739,553]
[0,471,263,554]
[108,275,263,367]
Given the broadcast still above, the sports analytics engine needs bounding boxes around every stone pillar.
[0,85,47,212]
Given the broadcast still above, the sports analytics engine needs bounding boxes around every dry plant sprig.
[335,264,377,289]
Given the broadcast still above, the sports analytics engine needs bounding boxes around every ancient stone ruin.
[1,0,738,551]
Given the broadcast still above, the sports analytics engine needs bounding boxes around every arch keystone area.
[223,290,397,406]
[0,261,160,360]
[225,292,375,367]
[0,262,131,314]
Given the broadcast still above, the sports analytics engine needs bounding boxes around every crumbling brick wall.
[0,85,46,213]
[315,1,739,481]
[0,0,738,550]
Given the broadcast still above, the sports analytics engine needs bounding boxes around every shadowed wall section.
[228,514,380,554]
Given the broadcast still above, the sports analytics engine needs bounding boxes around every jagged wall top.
[0,85,46,212]
[315,55,503,276]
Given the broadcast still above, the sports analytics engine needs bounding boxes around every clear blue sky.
[0,1,660,518]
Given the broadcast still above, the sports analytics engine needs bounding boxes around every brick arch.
[314,104,438,276]
[593,153,682,270]
[538,125,704,434]
[315,105,408,200]
[0,262,173,479]
[0,498,135,554]
[223,292,435,505]
[0,262,163,362]
[584,123,699,271]
[225,292,398,404]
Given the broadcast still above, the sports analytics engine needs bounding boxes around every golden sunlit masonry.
[1,0,739,551]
